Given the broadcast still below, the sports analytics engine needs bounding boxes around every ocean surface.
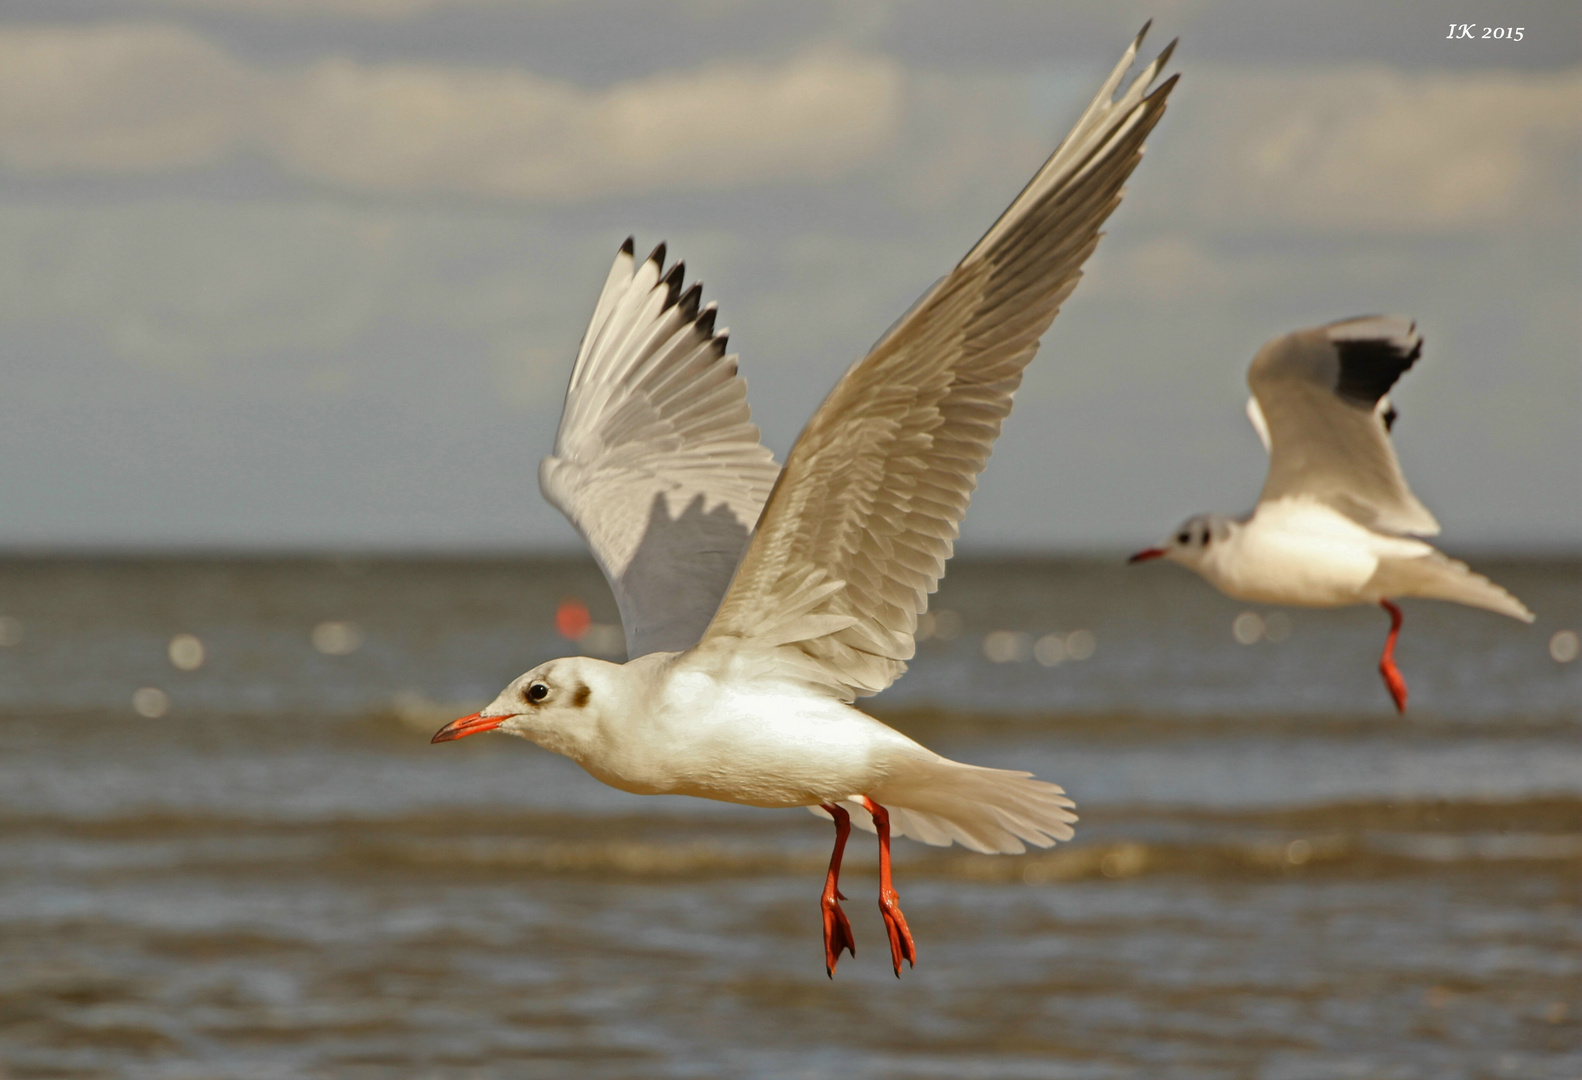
[1,555,1578,1079]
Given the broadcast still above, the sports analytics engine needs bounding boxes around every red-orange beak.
[1128,547,1167,564]
[430,711,505,744]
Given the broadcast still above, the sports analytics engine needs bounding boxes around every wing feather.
[697,28,1177,699]
[540,241,780,658]
[1249,315,1439,535]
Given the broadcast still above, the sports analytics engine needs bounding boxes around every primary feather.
[701,27,1178,700]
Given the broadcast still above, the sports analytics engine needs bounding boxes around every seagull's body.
[434,26,1178,976]
[1132,316,1533,711]
[1183,500,1451,608]
[484,651,1007,814]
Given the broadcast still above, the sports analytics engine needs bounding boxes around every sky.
[1,0,1577,553]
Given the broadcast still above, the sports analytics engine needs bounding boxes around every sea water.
[1,556,1577,1078]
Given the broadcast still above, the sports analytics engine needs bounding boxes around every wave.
[358,831,1582,882]
[5,797,1578,883]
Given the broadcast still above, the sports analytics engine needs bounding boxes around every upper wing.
[1248,314,1440,536]
[539,240,781,658]
[696,27,1178,700]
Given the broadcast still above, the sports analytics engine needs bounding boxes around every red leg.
[857,796,917,976]
[1379,599,1408,714]
[819,803,857,978]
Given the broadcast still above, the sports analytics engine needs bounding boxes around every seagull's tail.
[1370,553,1535,622]
[814,759,1078,855]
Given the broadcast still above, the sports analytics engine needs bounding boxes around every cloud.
[176,0,490,14]
[131,0,630,17]
[0,24,255,171]
[841,61,1577,242]
[271,50,901,199]
[1185,66,1581,232]
[0,23,903,200]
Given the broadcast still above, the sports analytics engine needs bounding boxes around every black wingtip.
[619,236,634,257]
[712,332,729,357]
[694,302,717,338]
[677,282,703,323]
[1331,317,1424,407]
[1137,18,1152,42]
[645,241,666,270]
[660,261,685,310]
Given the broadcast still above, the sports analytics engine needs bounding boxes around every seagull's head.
[1129,513,1233,570]
[429,656,625,759]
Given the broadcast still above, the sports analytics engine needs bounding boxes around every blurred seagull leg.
[858,796,917,976]
[1378,600,1409,714]
[818,803,857,978]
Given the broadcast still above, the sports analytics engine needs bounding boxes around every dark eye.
[1177,532,1190,544]
[526,682,549,703]
[1199,529,1210,546]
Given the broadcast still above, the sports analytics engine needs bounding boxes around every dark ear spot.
[572,684,591,708]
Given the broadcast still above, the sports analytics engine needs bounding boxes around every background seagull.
[432,26,1177,977]
[1130,315,1534,712]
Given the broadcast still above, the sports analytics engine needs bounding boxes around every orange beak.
[431,711,505,744]
[1128,547,1167,564]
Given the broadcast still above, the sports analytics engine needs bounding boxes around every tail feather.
[810,759,1078,855]
[1370,552,1535,622]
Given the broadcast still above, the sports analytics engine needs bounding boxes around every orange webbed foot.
[822,888,856,978]
[819,803,857,977]
[877,885,916,976]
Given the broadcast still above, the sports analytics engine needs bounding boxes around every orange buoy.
[555,599,592,641]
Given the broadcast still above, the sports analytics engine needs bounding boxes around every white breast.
[1202,500,1429,608]
[579,659,927,809]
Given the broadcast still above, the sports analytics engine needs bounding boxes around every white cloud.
[271,50,901,199]
[852,62,1578,240]
[120,0,563,17]
[0,25,255,171]
[118,0,563,16]
[1186,66,1581,231]
[0,24,903,200]
[113,0,774,16]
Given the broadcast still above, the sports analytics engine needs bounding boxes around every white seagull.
[432,27,1177,977]
[1130,316,1534,712]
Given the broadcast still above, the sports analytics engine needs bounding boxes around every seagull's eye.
[526,682,549,703]
[1177,531,1190,545]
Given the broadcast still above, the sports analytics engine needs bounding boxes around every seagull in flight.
[432,26,1177,977]
[1130,316,1534,712]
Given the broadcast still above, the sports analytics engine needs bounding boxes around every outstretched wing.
[1248,314,1439,536]
[697,27,1178,699]
[540,240,781,658]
